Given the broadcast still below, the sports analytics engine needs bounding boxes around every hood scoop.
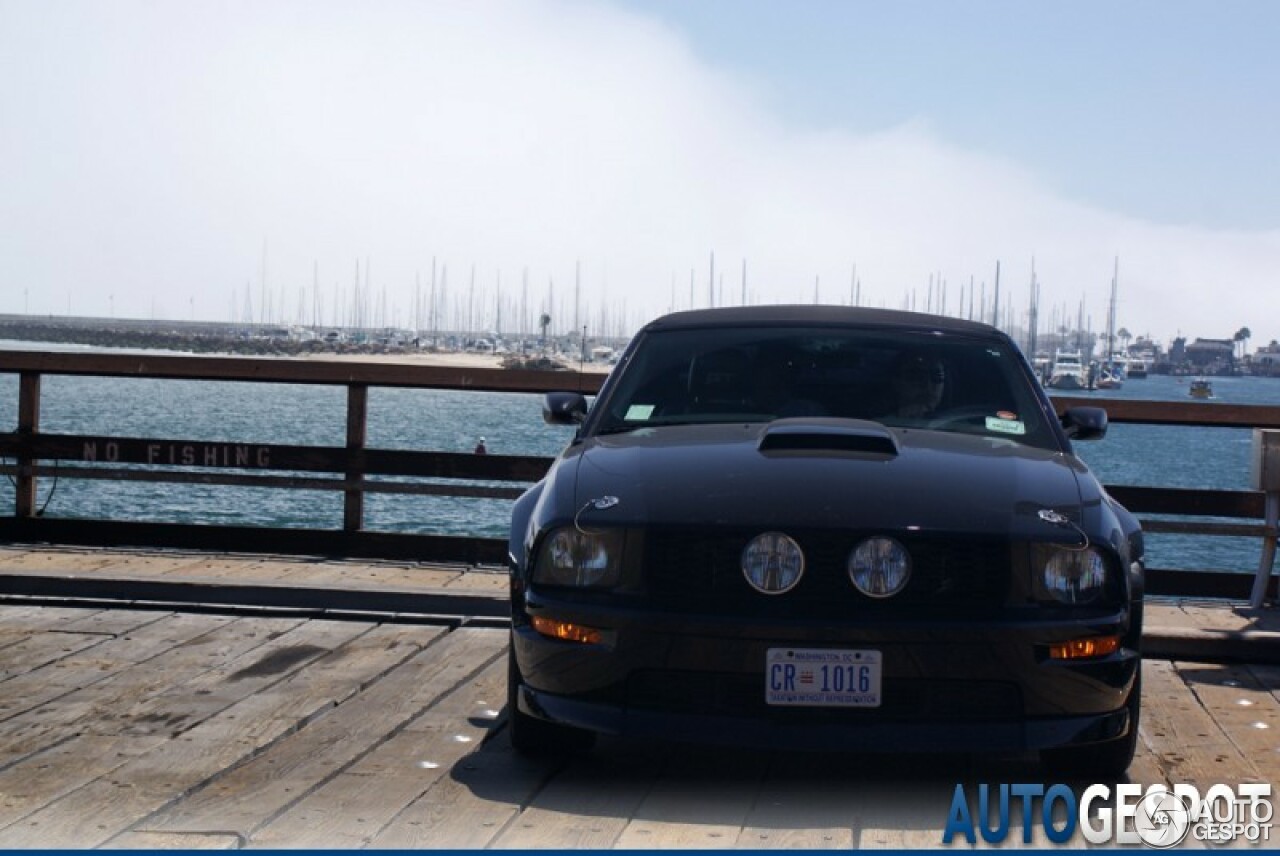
[758,418,900,458]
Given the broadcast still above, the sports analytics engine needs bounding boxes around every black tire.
[1041,668,1141,781]
[507,642,595,756]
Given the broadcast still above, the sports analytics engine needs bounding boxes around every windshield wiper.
[596,417,773,435]
[595,420,688,435]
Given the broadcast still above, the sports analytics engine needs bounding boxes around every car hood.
[562,420,1090,539]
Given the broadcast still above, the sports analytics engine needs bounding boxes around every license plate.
[766,647,881,707]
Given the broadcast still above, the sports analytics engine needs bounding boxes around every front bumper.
[512,594,1140,752]
[515,680,1132,753]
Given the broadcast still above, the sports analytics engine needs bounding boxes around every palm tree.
[1117,327,1132,355]
[1234,327,1252,360]
[538,313,552,348]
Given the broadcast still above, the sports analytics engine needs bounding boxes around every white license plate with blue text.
[766,648,882,707]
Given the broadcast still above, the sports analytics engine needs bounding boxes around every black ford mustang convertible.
[508,306,1144,776]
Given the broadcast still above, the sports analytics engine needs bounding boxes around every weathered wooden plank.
[0,619,386,848]
[0,610,179,715]
[154,556,318,583]
[735,756,859,849]
[111,619,392,739]
[797,753,972,851]
[0,614,296,759]
[1178,661,1280,778]
[1175,601,1263,631]
[0,625,120,682]
[1140,659,1227,753]
[83,554,233,579]
[492,746,668,849]
[612,749,766,849]
[366,737,556,849]
[0,734,166,830]
[0,604,109,645]
[136,625,485,840]
[0,569,509,622]
[1125,735,1172,792]
[1246,663,1280,706]
[0,550,117,572]
[8,549,493,594]
[275,562,463,590]
[0,517,510,566]
[1140,660,1263,793]
[54,607,175,636]
[101,831,241,849]
[442,570,509,593]
[249,648,510,848]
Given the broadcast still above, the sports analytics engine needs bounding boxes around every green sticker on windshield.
[625,404,656,421]
[985,416,1026,435]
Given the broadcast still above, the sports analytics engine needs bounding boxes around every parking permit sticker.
[986,416,1026,435]
[625,404,656,421]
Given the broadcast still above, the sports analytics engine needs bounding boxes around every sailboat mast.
[1107,256,1119,359]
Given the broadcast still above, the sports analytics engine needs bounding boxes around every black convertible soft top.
[641,305,1002,338]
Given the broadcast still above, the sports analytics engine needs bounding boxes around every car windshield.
[593,325,1056,449]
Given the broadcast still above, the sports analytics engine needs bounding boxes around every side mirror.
[1061,406,1107,441]
[543,392,589,426]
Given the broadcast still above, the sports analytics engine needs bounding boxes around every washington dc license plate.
[765,647,882,707]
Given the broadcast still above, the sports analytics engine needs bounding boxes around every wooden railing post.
[15,372,41,517]
[1250,429,1280,607]
[344,384,368,532]
[1251,493,1278,607]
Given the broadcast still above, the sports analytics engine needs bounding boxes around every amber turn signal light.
[1048,635,1121,660]
[531,615,603,645]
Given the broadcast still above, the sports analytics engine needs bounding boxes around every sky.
[2,0,1279,350]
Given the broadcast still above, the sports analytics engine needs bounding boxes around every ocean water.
[0,342,1275,573]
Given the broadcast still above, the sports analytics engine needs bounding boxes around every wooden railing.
[1,350,1278,600]
[0,350,602,565]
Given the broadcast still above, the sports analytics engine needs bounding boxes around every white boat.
[1094,259,1126,390]
[1127,353,1150,379]
[1031,352,1052,384]
[1047,350,1089,390]
[1189,378,1213,399]
[1095,363,1124,390]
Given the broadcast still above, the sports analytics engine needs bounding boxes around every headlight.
[532,527,623,588]
[1041,546,1108,604]
[848,537,911,598]
[741,532,805,594]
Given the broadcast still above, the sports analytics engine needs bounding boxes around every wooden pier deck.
[0,546,1278,849]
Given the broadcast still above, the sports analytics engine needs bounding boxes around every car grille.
[642,528,1011,615]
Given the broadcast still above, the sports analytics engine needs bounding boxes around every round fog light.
[741,532,805,594]
[849,537,911,598]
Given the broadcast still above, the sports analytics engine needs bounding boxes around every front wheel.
[507,641,595,756]
[1040,669,1141,780]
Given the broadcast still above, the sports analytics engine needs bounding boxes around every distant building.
[1254,341,1280,376]
[1184,338,1234,372]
